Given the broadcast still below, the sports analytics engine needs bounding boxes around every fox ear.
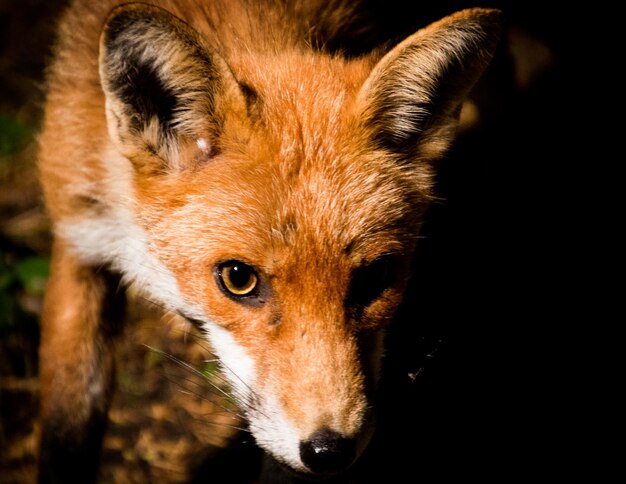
[99,3,247,174]
[358,8,502,161]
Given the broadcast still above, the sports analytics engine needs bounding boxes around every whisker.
[162,371,248,421]
[146,345,235,400]
[161,324,270,419]
[167,369,244,404]
[89,258,270,421]
[145,344,259,421]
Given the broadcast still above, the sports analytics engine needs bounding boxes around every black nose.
[299,428,356,475]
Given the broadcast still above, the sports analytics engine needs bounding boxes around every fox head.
[95,3,501,477]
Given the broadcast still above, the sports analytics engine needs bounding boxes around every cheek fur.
[58,215,206,322]
[203,322,257,406]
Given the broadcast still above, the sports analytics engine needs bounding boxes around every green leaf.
[200,360,219,379]
[14,256,50,295]
[0,114,34,156]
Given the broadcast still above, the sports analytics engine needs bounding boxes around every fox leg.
[37,238,125,484]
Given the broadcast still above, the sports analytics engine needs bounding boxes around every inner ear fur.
[358,8,502,161]
[99,3,248,174]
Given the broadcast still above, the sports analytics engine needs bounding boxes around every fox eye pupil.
[218,261,258,297]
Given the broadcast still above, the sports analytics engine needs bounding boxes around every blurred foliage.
[0,114,33,159]
[0,107,46,337]
[11,256,48,296]
[146,345,166,368]
[0,253,45,390]
[0,106,47,384]
[200,360,219,379]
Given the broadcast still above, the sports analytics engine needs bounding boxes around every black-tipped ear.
[99,3,247,174]
[358,8,502,161]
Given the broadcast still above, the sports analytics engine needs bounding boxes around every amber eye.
[217,260,259,297]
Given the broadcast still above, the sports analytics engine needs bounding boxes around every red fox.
[36,0,501,481]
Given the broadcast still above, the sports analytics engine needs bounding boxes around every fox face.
[44,1,501,477]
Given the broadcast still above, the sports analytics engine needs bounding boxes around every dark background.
[1,0,591,482]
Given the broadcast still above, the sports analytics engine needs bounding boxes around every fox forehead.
[136,136,426,284]
[136,55,431,268]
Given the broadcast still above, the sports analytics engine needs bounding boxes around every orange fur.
[37,0,501,480]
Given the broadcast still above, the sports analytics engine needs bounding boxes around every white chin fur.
[202,323,257,403]
[204,324,306,471]
[247,394,307,472]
